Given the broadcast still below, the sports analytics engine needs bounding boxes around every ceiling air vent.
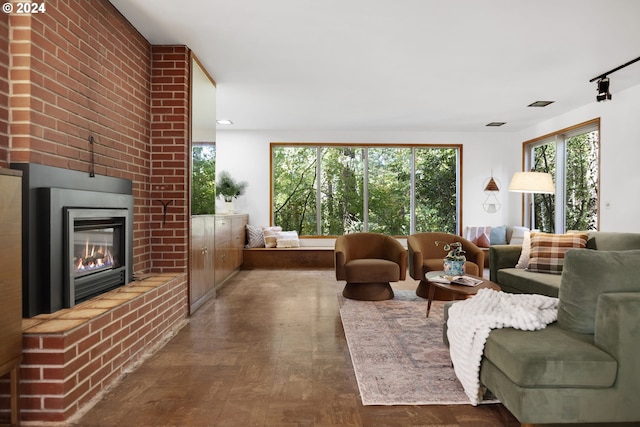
[528,101,554,107]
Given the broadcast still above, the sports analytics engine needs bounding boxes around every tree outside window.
[368,147,411,235]
[320,147,364,234]
[272,146,318,235]
[272,144,460,236]
[527,120,599,233]
[191,145,216,215]
[415,147,458,234]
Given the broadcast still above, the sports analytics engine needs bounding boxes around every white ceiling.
[110,0,640,132]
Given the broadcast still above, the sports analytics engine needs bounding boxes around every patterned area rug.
[338,290,496,406]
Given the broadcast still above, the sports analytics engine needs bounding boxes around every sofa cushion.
[527,232,588,274]
[482,324,617,388]
[345,259,400,282]
[496,268,562,297]
[586,231,640,251]
[275,230,300,248]
[508,226,528,245]
[475,232,490,248]
[490,225,507,245]
[262,226,283,248]
[557,249,640,334]
[465,226,491,248]
[246,224,265,248]
[515,231,531,269]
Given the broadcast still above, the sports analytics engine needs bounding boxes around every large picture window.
[271,143,461,236]
[523,119,600,233]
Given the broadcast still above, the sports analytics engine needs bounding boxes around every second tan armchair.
[407,232,484,299]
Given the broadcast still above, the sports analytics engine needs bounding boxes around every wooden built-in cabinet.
[0,168,23,426]
[190,215,215,313]
[214,214,247,285]
[190,214,247,313]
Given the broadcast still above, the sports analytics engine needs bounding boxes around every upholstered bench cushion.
[345,259,400,282]
[482,324,617,388]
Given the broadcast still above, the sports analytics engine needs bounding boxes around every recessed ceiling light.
[486,122,506,127]
[216,119,233,125]
[527,101,554,107]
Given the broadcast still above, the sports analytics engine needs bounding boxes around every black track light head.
[596,77,612,102]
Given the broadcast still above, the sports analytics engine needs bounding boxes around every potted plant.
[435,241,466,276]
[216,171,247,213]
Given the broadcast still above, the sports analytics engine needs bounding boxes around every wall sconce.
[482,173,501,213]
[508,171,555,194]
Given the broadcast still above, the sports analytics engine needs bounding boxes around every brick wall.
[18,275,188,423]
[150,46,190,273]
[8,0,158,273]
[0,0,193,423]
[0,11,9,168]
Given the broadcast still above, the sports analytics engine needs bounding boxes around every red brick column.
[149,46,190,273]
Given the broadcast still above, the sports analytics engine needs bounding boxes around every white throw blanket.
[446,288,558,405]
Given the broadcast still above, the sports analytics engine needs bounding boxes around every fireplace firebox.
[65,209,129,305]
[12,163,134,317]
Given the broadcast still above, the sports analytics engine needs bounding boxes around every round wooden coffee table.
[424,271,501,317]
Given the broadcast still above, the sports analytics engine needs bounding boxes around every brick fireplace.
[0,1,194,423]
[15,163,136,317]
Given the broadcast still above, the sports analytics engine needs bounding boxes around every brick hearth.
[17,274,188,423]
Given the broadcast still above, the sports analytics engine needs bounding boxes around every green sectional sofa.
[489,231,640,297]
[443,231,640,424]
[479,248,640,424]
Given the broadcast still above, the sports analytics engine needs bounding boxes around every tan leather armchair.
[407,232,484,299]
[335,232,407,301]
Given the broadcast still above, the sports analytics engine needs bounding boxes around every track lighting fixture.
[589,55,640,103]
[596,77,612,102]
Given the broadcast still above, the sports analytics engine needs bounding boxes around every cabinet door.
[190,216,215,313]
[230,215,248,269]
[214,217,231,286]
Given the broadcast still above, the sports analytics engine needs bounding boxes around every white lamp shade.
[508,171,555,194]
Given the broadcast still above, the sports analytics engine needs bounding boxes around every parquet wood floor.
[70,269,617,427]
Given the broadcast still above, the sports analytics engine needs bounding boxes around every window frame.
[270,142,463,237]
[520,118,600,232]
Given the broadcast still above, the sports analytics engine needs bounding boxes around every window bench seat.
[242,246,334,269]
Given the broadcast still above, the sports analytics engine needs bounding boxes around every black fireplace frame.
[11,163,134,317]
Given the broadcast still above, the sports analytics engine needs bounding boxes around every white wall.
[515,83,640,233]
[216,82,640,234]
[216,129,522,231]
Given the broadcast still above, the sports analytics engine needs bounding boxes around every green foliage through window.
[529,124,599,233]
[191,145,216,215]
[414,148,458,233]
[272,146,318,234]
[272,144,460,236]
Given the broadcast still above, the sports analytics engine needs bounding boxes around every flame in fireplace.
[74,240,115,274]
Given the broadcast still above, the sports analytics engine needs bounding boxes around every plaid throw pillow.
[527,232,588,274]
